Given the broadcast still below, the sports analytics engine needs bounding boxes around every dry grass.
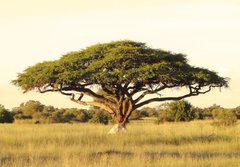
[0,121,240,167]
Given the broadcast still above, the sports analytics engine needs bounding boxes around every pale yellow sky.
[0,0,240,109]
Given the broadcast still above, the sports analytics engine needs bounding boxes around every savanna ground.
[0,120,240,167]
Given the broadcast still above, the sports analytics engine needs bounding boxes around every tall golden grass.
[0,121,239,167]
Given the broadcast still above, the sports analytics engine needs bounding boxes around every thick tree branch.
[133,85,167,103]
[71,99,114,114]
[38,84,119,114]
[38,84,116,106]
[122,98,129,115]
[133,83,180,104]
[123,98,134,123]
[134,86,213,110]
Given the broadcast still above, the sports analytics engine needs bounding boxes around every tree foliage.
[12,40,228,127]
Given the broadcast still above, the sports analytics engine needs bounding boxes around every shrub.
[155,110,172,124]
[138,107,159,117]
[63,109,76,122]
[156,100,195,123]
[0,105,14,123]
[88,110,109,125]
[233,106,240,119]
[139,109,149,117]
[212,108,237,126]
[75,111,90,122]
[202,104,222,119]
[129,110,142,120]
[13,112,32,119]
[62,108,89,123]
[50,110,66,123]
[192,107,204,120]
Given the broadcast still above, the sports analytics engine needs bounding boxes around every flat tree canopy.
[12,40,228,128]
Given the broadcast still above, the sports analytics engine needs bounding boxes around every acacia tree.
[12,40,228,130]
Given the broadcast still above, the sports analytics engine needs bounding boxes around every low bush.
[0,105,14,123]
[212,108,237,126]
[129,110,142,120]
[88,114,109,125]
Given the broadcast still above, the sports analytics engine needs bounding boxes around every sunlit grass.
[0,121,240,167]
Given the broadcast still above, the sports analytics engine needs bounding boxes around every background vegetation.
[0,101,239,166]
[0,100,239,126]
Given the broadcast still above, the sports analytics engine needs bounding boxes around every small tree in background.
[0,105,14,123]
[157,100,195,123]
[13,100,44,118]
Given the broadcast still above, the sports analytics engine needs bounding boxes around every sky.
[0,0,240,109]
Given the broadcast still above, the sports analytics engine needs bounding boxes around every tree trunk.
[107,98,133,134]
[108,124,127,134]
[108,113,127,134]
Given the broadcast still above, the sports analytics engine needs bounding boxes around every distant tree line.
[0,100,239,125]
[131,101,238,126]
[0,101,111,124]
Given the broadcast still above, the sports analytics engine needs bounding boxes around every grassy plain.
[0,121,240,167]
